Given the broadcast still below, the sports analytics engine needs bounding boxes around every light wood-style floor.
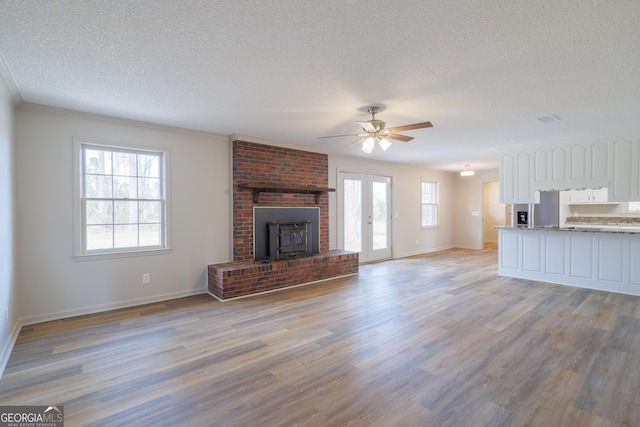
[2,244,640,426]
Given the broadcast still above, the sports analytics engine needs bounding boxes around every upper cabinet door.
[533,149,549,186]
[590,141,608,181]
[501,132,640,202]
[517,151,532,202]
[591,188,609,203]
[569,144,588,182]
[499,151,534,203]
[569,189,591,203]
[610,138,640,201]
[500,152,516,203]
[551,147,567,183]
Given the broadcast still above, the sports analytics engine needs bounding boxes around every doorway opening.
[483,181,509,247]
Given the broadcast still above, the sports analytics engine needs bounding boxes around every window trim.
[73,138,172,260]
[621,201,640,215]
[421,180,439,228]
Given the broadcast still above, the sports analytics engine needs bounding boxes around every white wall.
[0,74,17,374]
[15,105,231,324]
[483,181,502,243]
[328,155,456,258]
[453,169,500,249]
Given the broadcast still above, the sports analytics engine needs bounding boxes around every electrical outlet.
[5,307,8,322]
[142,273,150,284]
[416,239,419,245]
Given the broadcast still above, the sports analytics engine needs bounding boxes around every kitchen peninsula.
[498,226,640,296]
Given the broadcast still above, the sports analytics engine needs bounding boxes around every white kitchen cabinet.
[551,146,567,183]
[569,236,593,278]
[568,141,609,183]
[530,141,609,192]
[592,188,609,202]
[545,234,566,275]
[569,189,591,203]
[500,151,534,203]
[610,138,640,201]
[630,240,640,285]
[501,134,640,203]
[522,233,543,272]
[500,152,515,203]
[532,148,549,187]
[590,141,609,181]
[598,239,625,283]
[498,228,640,296]
[569,144,587,182]
[499,231,520,269]
[568,188,612,204]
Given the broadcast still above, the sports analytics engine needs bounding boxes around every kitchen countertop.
[495,225,640,234]
[565,216,640,226]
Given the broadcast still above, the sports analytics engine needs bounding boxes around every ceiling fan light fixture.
[318,106,433,154]
[362,137,375,153]
[378,138,392,151]
[460,164,475,176]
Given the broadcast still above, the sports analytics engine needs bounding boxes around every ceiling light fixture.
[378,138,392,152]
[460,164,475,176]
[360,136,393,153]
[319,106,433,154]
[361,137,375,153]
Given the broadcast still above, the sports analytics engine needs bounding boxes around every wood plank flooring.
[2,244,640,426]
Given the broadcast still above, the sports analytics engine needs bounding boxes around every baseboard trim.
[19,289,206,327]
[392,245,455,259]
[0,320,23,379]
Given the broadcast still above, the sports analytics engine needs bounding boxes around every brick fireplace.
[207,140,358,299]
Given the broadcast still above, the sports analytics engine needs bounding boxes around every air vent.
[536,114,560,123]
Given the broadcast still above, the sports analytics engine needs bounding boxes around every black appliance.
[517,211,528,225]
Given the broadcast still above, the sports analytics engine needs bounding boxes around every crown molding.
[0,53,22,107]
[17,102,229,141]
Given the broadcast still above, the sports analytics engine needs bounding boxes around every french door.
[338,172,392,263]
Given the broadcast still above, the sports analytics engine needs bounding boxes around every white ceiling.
[1,0,639,171]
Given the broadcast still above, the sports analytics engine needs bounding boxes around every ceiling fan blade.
[348,138,365,146]
[357,121,377,133]
[317,133,363,139]
[384,133,414,142]
[385,121,433,133]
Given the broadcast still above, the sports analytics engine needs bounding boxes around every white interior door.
[339,172,392,263]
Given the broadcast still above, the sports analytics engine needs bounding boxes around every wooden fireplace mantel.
[239,183,335,204]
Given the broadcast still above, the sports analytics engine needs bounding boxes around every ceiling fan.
[318,106,433,153]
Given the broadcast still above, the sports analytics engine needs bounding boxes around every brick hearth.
[208,250,358,299]
[207,140,358,300]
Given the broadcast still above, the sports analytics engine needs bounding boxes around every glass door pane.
[339,172,392,263]
[372,181,387,250]
[343,179,362,252]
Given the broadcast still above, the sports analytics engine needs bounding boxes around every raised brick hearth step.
[208,250,359,300]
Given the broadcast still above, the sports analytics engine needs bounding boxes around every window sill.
[74,248,172,262]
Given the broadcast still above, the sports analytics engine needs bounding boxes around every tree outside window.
[421,181,439,227]
[77,142,168,256]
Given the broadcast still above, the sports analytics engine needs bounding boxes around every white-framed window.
[74,139,170,259]
[421,180,439,227]
[624,202,640,213]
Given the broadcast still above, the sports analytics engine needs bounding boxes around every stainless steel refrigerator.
[534,190,560,227]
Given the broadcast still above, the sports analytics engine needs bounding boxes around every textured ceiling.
[1,0,639,170]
